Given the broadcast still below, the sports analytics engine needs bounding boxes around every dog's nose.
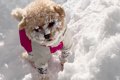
[44,34,50,40]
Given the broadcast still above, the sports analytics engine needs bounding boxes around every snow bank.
[58,0,120,80]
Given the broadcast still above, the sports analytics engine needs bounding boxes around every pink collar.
[19,29,63,54]
[19,29,32,53]
[49,41,63,54]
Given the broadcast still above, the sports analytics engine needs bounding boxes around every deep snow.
[1,0,120,80]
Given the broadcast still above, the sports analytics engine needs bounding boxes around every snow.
[22,73,32,80]
[1,0,120,80]
[58,0,120,80]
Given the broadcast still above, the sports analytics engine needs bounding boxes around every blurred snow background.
[1,0,120,80]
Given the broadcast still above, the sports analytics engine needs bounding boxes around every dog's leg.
[36,63,50,80]
[59,48,72,70]
[59,29,73,70]
[60,42,73,70]
[22,52,50,80]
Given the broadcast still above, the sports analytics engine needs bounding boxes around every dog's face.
[11,0,65,46]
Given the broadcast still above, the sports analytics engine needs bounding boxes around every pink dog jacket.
[19,29,63,54]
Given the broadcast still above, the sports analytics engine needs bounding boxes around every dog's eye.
[48,21,55,28]
[34,26,42,32]
[34,28,39,32]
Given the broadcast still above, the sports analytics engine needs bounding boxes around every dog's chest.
[32,41,50,56]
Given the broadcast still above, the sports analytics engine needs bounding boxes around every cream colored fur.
[11,0,73,74]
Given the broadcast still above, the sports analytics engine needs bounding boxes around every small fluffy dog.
[11,0,73,75]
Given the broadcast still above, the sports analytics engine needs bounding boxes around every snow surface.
[1,0,120,80]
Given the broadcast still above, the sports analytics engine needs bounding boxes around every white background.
[0,0,120,80]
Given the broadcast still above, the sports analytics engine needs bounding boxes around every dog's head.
[11,0,65,46]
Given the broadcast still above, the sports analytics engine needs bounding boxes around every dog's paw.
[37,68,47,74]
[21,52,36,68]
[21,52,29,61]
[22,52,33,60]
[21,52,28,59]
[59,55,67,63]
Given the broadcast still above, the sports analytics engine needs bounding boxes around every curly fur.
[11,0,73,75]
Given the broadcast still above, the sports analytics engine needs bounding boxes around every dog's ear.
[54,5,65,17]
[11,8,26,30]
[11,8,24,21]
[18,17,26,30]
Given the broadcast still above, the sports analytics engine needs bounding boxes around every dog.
[11,0,73,75]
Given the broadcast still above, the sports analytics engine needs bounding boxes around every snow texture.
[1,0,120,80]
